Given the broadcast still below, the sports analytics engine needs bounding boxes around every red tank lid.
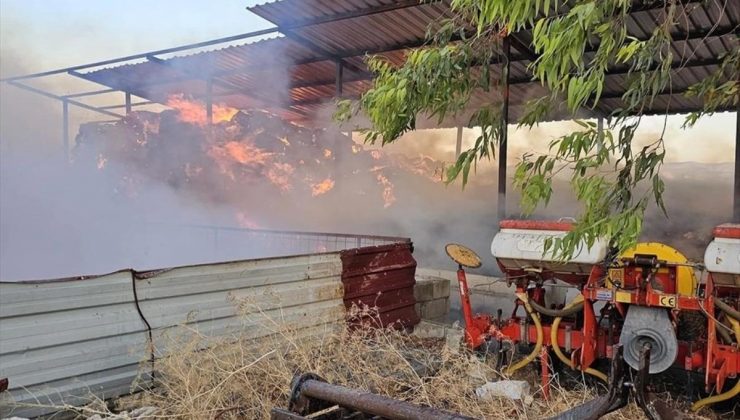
[713,223,740,239]
[499,219,574,231]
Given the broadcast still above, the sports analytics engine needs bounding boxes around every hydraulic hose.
[691,317,740,411]
[529,299,585,318]
[505,292,543,376]
[715,298,740,321]
[550,295,608,383]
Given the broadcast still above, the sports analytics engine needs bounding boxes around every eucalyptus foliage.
[336,0,739,259]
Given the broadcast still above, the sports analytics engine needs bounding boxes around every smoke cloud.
[1,42,735,281]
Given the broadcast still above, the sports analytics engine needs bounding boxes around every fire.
[166,94,238,126]
[375,172,396,208]
[311,178,335,196]
[323,148,333,159]
[97,154,107,170]
[221,141,271,165]
[267,163,295,191]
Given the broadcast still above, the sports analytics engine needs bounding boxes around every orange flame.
[222,141,271,165]
[323,148,333,159]
[311,178,335,196]
[375,172,396,208]
[267,163,295,191]
[166,94,238,126]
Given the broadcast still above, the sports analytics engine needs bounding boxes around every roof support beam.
[7,81,123,118]
[99,100,153,110]
[64,88,118,98]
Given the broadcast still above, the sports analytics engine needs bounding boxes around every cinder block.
[414,277,451,302]
[417,297,450,320]
[412,320,447,339]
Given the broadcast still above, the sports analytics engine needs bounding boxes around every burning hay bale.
[72,99,447,227]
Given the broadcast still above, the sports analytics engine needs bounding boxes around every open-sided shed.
[2,0,738,219]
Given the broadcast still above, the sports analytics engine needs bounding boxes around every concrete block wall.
[413,276,450,321]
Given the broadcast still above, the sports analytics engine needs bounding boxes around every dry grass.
[105,303,710,420]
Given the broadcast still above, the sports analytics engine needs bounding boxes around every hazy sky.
[0,1,272,73]
[0,0,736,163]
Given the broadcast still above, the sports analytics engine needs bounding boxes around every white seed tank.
[491,220,608,277]
[704,223,740,288]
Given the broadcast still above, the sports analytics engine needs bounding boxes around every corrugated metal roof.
[78,0,738,125]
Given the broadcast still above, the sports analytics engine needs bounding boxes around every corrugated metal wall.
[341,243,419,328]
[0,254,345,418]
[136,254,345,353]
[0,270,150,419]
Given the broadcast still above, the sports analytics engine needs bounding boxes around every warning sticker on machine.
[596,290,613,301]
[658,295,677,308]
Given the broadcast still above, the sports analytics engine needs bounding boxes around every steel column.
[335,60,344,98]
[455,126,463,158]
[735,108,739,222]
[206,79,213,126]
[125,92,132,114]
[498,36,511,221]
[62,99,69,162]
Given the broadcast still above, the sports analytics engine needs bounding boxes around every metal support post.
[735,108,739,222]
[62,99,69,162]
[205,78,213,126]
[455,126,463,159]
[125,92,132,114]
[498,36,511,222]
[335,60,344,98]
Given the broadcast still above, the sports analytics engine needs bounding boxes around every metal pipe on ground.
[301,379,475,420]
[276,374,476,420]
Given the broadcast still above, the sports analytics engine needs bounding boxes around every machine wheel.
[677,311,706,341]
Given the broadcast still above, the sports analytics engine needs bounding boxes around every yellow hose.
[691,317,740,412]
[505,292,543,376]
[550,295,608,383]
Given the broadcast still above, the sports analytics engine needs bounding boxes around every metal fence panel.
[136,254,345,352]
[0,270,149,419]
[340,243,419,328]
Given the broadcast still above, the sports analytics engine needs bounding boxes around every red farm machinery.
[448,220,739,419]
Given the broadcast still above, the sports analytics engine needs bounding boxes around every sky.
[0,1,273,73]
